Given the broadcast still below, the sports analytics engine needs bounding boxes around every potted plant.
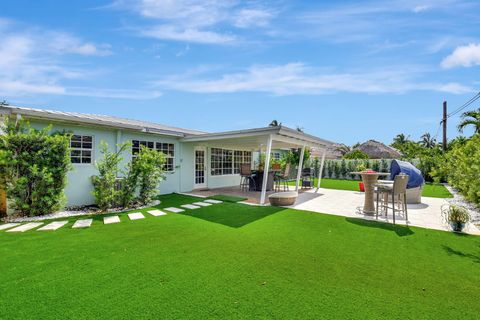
[442,204,470,232]
[356,164,367,192]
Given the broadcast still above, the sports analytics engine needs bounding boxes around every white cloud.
[233,8,275,28]
[0,19,158,100]
[113,0,276,44]
[441,43,480,68]
[141,25,235,44]
[412,5,430,13]
[154,62,473,95]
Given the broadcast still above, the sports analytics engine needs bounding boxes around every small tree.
[91,141,130,211]
[380,159,389,172]
[340,159,348,179]
[133,146,165,205]
[0,119,71,216]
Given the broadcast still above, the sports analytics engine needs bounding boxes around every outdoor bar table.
[350,171,390,215]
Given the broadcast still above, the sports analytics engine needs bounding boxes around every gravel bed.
[2,200,161,223]
[444,184,480,223]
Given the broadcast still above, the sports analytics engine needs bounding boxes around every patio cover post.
[316,148,327,191]
[260,135,273,205]
[295,145,306,191]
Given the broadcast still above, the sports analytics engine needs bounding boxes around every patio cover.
[389,160,425,189]
[182,125,337,204]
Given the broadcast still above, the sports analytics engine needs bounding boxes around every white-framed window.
[131,140,175,172]
[70,135,93,164]
[211,148,251,176]
[234,150,252,174]
[272,152,281,161]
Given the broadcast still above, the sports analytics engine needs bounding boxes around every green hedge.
[0,120,71,216]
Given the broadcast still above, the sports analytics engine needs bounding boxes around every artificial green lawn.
[1,194,478,319]
[290,178,453,198]
[208,194,248,203]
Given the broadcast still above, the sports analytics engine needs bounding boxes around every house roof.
[354,140,402,159]
[0,105,206,137]
[182,125,336,149]
[0,105,336,148]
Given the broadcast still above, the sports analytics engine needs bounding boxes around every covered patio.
[182,126,335,205]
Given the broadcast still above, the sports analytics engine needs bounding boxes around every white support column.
[295,145,306,191]
[260,135,273,205]
[316,148,327,191]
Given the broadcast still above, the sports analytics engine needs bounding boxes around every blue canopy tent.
[389,160,424,189]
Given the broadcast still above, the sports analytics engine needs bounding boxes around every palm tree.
[269,120,281,127]
[334,144,351,156]
[420,133,436,149]
[457,108,480,135]
[393,133,409,145]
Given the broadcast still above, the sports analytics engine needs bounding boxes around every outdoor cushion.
[389,160,424,189]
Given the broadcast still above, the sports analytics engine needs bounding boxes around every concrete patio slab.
[164,207,184,213]
[286,188,480,235]
[7,222,43,232]
[128,212,145,220]
[204,199,223,204]
[0,223,20,231]
[181,204,201,210]
[104,216,120,224]
[72,219,92,229]
[147,209,167,216]
[37,221,68,231]
[193,202,212,207]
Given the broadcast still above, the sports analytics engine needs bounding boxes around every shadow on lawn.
[345,217,415,237]
[442,245,480,263]
[180,203,284,228]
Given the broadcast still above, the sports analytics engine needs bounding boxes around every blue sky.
[1,0,479,145]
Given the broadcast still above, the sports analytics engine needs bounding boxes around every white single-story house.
[0,105,335,206]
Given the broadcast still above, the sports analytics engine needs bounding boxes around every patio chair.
[274,163,291,192]
[375,174,409,224]
[240,163,256,191]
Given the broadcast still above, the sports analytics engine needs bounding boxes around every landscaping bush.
[435,135,480,206]
[343,150,369,159]
[91,141,130,211]
[0,119,71,216]
[93,143,165,210]
[133,146,165,206]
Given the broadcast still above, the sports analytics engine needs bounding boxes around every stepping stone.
[37,221,68,231]
[164,207,184,213]
[193,202,212,207]
[72,219,92,229]
[204,199,223,204]
[7,222,43,233]
[0,223,20,231]
[128,212,145,220]
[104,216,120,224]
[181,204,201,210]
[148,209,167,217]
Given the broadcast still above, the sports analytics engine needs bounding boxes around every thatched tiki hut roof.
[354,140,402,159]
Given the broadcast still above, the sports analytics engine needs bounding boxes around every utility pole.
[442,101,447,152]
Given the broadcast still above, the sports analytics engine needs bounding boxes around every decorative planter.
[358,182,365,192]
[269,192,298,206]
[450,222,465,232]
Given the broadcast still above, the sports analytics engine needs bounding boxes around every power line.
[447,91,480,118]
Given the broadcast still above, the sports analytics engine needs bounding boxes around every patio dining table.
[350,171,390,215]
[250,170,275,191]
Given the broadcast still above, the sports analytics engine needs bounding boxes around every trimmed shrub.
[133,146,165,206]
[91,142,130,211]
[0,119,71,216]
